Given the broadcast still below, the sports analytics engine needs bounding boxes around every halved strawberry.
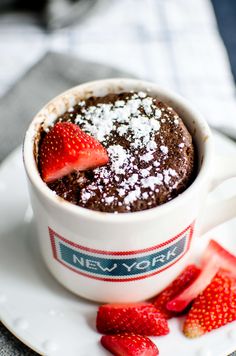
[152,264,200,318]
[39,122,109,182]
[183,269,236,338]
[101,334,159,356]
[167,240,236,312]
[96,303,169,336]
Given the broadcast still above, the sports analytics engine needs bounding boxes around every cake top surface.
[40,91,195,213]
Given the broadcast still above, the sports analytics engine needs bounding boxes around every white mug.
[23,79,236,303]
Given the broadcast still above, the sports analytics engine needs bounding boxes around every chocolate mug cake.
[24,78,219,303]
[37,91,195,213]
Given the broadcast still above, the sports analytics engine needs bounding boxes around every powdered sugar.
[105,196,115,204]
[138,91,147,98]
[127,174,139,186]
[106,145,130,175]
[142,97,153,115]
[160,145,168,155]
[75,93,161,150]
[68,92,187,208]
[140,152,154,162]
[163,168,177,185]
[140,169,150,178]
[141,175,163,190]
[81,191,92,202]
[174,116,179,125]
[155,108,162,119]
[124,187,141,204]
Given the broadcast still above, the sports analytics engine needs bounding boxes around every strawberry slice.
[183,269,236,338]
[201,239,236,273]
[101,334,159,356]
[39,122,109,182]
[167,260,219,313]
[167,240,236,312]
[152,264,200,318]
[96,303,169,336]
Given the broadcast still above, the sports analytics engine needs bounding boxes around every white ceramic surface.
[1,131,236,356]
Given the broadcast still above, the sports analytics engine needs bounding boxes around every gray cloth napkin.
[0,51,135,355]
[0,51,134,163]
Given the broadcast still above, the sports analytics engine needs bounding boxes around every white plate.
[0,131,236,356]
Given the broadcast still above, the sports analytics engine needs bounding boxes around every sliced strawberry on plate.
[166,259,219,313]
[101,334,159,356]
[183,269,236,338]
[167,240,236,312]
[39,122,109,183]
[152,264,200,318]
[201,239,236,273]
[96,303,169,336]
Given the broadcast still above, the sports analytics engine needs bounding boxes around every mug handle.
[200,155,236,235]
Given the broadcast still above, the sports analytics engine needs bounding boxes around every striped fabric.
[0,0,236,137]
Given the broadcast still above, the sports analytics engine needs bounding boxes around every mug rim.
[23,78,213,223]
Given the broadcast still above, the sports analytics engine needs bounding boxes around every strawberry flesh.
[167,260,219,312]
[167,240,236,312]
[101,334,159,356]
[183,269,236,338]
[152,264,200,318]
[201,239,236,274]
[96,303,169,336]
[39,122,109,183]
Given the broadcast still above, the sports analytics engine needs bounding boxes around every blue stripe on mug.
[49,223,194,282]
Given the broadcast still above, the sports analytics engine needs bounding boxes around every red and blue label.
[49,223,194,282]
